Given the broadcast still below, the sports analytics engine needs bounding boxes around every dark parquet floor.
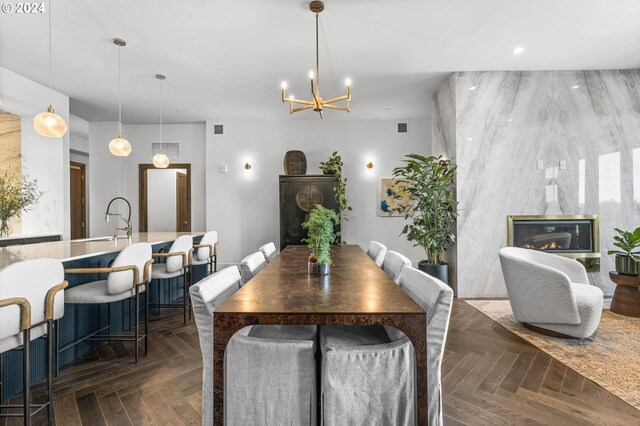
[2,300,639,425]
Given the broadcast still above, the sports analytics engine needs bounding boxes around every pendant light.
[108,38,132,156]
[152,74,170,169]
[33,0,68,138]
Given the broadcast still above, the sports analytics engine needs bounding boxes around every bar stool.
[0,258,67,425]
[259,242,277,263]
[367,240,387,267]
[63,243,153,364]
[192,231,218,275]
[150,235,193,323]
[239,251,267,285]
[382,250,412,284]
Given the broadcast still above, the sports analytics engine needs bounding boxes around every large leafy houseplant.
[0,171,44,237]
[319,151,352,221]
[391,154,458,281]
[607,227,640,275]
[302,205,339,275]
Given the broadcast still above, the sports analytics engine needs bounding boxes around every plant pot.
[308,262,330,276]
[0,219,10,238]
[418,261,449,284]
[615,254,640,276]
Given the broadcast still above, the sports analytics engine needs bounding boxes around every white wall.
[0,66,70,238]
[147,168,186,232]
[205,118,431,267]
[88,122,206,236]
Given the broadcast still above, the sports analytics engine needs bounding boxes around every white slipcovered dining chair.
[150,235,193,323]
[190,267,318,425]
[239,251,267,285]
[63,243,153,364]
[367,240,387,267]
[259,242,277,264]
[319,266,453,426]
[498,247,603,338]
[192,231,218,275]
[383,250,412,284]
[0,259,67,425]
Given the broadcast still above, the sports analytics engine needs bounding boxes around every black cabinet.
[279,175,340,250]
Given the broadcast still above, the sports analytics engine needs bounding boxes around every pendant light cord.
[118,46,122,135]
[159,79,163,152]
[315,12,319,92]
[48,0,53,104]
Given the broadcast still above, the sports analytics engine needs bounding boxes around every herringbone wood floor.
[2,301,639,425]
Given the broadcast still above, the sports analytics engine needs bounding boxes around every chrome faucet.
[105,197,132,238]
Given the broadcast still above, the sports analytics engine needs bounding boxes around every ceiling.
[1,0,639,123]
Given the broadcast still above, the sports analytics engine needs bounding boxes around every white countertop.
[0,232,204,268]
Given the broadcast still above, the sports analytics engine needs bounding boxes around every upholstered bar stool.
[239,251,267,284]
[259,242,277,263]
[192,231,218,275]
[0,258,67,425]
[150,235,193,323]
[367,240,387,267]
[63,243,153,364]
[382,250,412,284]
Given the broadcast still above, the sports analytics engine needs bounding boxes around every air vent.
[397,122,408,133]
[151,142,180,161]
[214,124,224,135]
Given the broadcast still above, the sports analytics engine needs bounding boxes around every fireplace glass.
[510,218,594,253]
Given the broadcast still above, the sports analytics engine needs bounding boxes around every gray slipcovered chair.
[239,251,267,284]
[259,242,277,263]
[319,266,453,426]
[192,231,218,275]
[64,243,153,364]
[0,258,67,425]
[498,247,603,338]
[150,235,193,323]
[382,250,412,284]
[190,266,317,425]
[399,266,454,426]
[367,240,387,267]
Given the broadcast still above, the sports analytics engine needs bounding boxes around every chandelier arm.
[323,104,349,111]
[292,105,315,113]
[289,98,315,105]
[322,94,349,105]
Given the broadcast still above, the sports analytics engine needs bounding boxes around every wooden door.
[70,162,87,239]
[176,171,190,232]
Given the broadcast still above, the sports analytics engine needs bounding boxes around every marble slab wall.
[0,109,22,233]
[432,70,640,298]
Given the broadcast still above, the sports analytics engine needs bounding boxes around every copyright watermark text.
[2,2,46,14]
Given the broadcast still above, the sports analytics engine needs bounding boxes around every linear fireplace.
[507,215,600,272]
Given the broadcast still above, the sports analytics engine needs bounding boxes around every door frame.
[70,161,87,239]
[138,163,192,233]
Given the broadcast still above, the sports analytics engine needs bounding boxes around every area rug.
[466,299,640,410]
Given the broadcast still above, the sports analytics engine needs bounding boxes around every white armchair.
[498,247,603,339]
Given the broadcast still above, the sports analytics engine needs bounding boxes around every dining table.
[212,244,428,425]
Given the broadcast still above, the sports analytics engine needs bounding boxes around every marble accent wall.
[432,70,640,298]
[0,109,22,233]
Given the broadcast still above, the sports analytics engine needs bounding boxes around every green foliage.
[391,154,458,265]
[0,170,43,227]
[319,151,352,221]
[607,227,640,261]
[302,205,339,265]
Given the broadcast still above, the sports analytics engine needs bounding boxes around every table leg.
[610,285,640,317]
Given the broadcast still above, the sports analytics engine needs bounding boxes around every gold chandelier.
[281,1,351,118]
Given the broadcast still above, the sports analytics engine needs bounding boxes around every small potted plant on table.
[302,204,339,276]
[608,227,640,276]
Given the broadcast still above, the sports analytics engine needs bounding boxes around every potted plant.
[0,171,44,238]
[302,204,339,276]
[391,154,458,284]
[607,227,640,276]
[319,151,352,233]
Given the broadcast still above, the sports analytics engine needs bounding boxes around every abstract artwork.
[378,178,411,217]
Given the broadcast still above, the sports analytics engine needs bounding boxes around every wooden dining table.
[212,244,428,425]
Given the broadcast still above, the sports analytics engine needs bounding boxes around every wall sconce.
[244,162,252,170]
[366,162,374,169]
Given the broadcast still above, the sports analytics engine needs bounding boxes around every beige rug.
[467,299,640,410]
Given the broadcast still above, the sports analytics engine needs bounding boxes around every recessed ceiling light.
[512,46,525,55]
[572,85,580,89]
[469,86,477,91]
[507,118,513,122]
[468,137,473,141]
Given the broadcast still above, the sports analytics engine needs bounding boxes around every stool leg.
[107,302,112,346]
[144,289,149,356]
[0,352,4,408]
[55,320,60,377]
[183,272,187,324]
[187,267,192,321]
[128,298,132,331]
[134,291,140,364]
[23,328,31,426]
[46,320,53,425]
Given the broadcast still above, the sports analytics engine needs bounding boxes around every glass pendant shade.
[153,152,170,168]
[108,135,132,157]
[33,106,67,138]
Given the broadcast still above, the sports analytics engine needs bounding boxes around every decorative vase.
[0,218,10,238]
[615,254,640,276]
[284,150,307,175]
[418,261,449,285]
[308,261,329,276]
